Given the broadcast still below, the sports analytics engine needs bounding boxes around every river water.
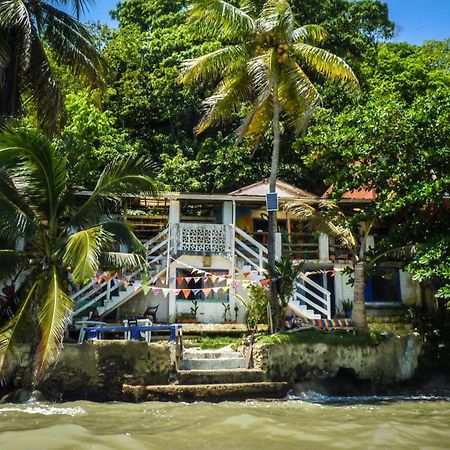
[0,395,449,449]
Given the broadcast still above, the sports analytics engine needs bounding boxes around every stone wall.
[253,333,423,385]
[40,341,172,401]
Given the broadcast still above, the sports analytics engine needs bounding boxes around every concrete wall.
[39,341,172,401]
[253,333,423,385]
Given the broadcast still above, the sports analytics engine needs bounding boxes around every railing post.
[326,293,331,319]
[106,279,111,302]
[166,222,171,281]
[319,233,329,262]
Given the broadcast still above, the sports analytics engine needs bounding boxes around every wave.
[0,403,85,416]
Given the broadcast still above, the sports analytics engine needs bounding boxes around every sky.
[79,0,450,45]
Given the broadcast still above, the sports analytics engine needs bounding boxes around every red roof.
[323,185,377,200]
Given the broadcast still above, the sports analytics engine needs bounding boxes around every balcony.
[173,223,231,255]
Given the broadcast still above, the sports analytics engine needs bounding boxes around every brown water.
[0,396,449,449]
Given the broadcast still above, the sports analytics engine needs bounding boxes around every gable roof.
[229,179,318,199]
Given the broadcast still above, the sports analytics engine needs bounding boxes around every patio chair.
[143,304,159,322]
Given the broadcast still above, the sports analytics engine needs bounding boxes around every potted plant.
[342,299,353,318]
[222,302,234,324]
[176,300,199,323]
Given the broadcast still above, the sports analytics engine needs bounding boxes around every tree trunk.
[0,31,22,124]
[268,73,281,330]
[352,260,368,332]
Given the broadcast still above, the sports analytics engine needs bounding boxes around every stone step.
[122,382,289,402]
[177,369,266,385]
[183,349,242,360]
[181,357,246,370]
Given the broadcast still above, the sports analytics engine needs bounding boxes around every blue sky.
[79,0,449,45]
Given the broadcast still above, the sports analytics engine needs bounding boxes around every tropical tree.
[181,0,358,327]
[284,200,372,331]
[0,0,106,129]
[0,126,157,386]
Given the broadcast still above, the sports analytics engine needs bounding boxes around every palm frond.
[0,126,67,227]
[188,0,256,40]
[292,25,328,44]
[284,200,358,254]
[34,266,73,384]
[63,225,113,284]
[258,0,293,39]
[181,44,250,85]
[368,245,416,268]
[196,68,252,134]
[101,220,147,254]
[0,249,26,281]
[54,0,95,19]
[292,43,359,87]
[67,156,158,228]
[41,3,106,87]
[100,252,148,272]
[0,279,39,387]
[0,0,31,32]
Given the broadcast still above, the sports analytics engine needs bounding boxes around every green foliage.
[237,284,269,332]
[257,329,383,346]
[0,126,156,386]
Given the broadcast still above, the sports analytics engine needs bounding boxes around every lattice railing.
[175,223,231,254]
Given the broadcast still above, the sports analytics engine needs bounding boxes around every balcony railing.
[174,223,231,255]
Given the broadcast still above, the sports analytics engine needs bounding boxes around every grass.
[256,329,383,347]
[184,335,245,350]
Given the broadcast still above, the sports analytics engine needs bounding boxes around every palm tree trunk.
[0,32,22,124]
[268,73,281,330]
[352,260,368,331]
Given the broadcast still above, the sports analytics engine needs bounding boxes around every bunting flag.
[142,285,151,296]
[181,289,191,299]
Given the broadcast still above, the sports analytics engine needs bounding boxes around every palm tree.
[0,0,106,129]
[284,200,372,331]
[181,0,358,328]
[0,126,157,386]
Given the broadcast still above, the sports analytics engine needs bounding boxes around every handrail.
[235,249,263,272]
[299,273,330,297]
[235,226,268,255]
[235,237,263,262]
[296,282,329,307]
[70,278,97,301]
[292,293,328,317]
[143,226,169,249]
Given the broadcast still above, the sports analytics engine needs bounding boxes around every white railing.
[234,226,268,274]
[293,273,331,319]
[72,225,172,318]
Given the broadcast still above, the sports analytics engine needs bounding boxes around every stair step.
[177,369,266,385]
[183,349,241,360]
[123,382,288,402]
[181,357,246,370]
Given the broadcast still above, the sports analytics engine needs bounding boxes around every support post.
[319,233,329,262]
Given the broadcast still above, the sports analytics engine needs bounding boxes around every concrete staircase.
[122,347,288,402]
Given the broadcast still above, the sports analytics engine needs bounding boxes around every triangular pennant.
[260,279,270,286]
[232,281,240,289]
[193,277,201,283]
[173,289,181,295]
[221,286,230,293]
[202,288,211,297]
[177,277,184,286]
[218,276,226,283]
[97,276,103,285]
[142,285,151,295]
[152,287,161,295]
[123,280,129,288]
[181,289,191,299]
[243,272,250,278]
[210,275,218,283]
[212,287,220,293]
[193,289,202,296]
[185,277,192,284]
[161,288,170,297]
[160,277,166,285]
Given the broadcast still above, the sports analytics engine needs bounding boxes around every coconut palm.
[181,0,358,327]
[0,126,157,385]
[0,0,106,129]
[284,200,371,331]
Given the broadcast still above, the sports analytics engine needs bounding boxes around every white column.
[119,244,128,253]
[319,233,329,262]
[168,199,180,223]
[15,238,25,251]
[223,201,233,225]
[275,232,282,260]
[168,263,177,322]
